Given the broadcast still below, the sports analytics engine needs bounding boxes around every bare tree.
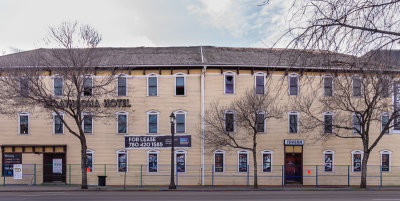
[205,86,283,189]
[292,61,399,188]
[0,22,116,189]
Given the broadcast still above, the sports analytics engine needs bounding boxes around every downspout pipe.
[200,46,206,186]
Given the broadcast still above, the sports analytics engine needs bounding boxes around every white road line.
[373,199,400,201]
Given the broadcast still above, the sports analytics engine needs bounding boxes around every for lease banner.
[125,134,191,149]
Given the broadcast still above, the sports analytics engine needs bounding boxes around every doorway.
[43,153,66,183]
[284,145,303,185]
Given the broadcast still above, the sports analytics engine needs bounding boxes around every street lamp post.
[169,112,176,189]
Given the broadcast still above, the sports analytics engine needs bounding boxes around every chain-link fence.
[2,164,400,186]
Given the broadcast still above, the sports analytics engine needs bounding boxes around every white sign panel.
[53,159,62,174]
[284,139,304,145]
[13,164,22,179]
[393,81,400,133]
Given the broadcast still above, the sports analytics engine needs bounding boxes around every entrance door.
[43,153,66,183]
[284,153,303,185]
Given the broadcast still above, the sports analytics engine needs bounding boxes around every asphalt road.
[1,191,400,201]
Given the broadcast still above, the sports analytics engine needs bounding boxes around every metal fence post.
[140,164,143,188]
[347,165,350,187]
[3,165,5,186]
[212,164,214,187]
[380,165,383,187]
[69,164,71,186]
[104,164,107,176]
[176,164,178,187]
[34,164,36,186]
[247,165,249,187]
[316,165,318,187]
[281,165,284,187]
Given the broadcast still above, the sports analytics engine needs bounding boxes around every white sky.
[0,0,292,55]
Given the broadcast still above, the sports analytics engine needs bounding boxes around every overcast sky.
[0,0,292,55]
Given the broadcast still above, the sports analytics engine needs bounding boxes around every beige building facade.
[0,46,398,186]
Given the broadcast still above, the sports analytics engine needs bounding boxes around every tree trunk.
[360,151,370,189]
[80,136,88,189]
[252,150,258,189]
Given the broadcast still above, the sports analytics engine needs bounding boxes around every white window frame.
[256,110,267,133]
[213,150,226,173]
[52,112,64,134]
[323,150,335,172]
[86,149,95,172]
[288,111,299,133]
[174,110,187,134]
[261,150,273,172]
[18,112,30,135]
[175,149,187,173]
[223,71,236,94]
[380,150,392,172]
[237,149,249,172]
[82,111,94,134]
[82,75,93,97]
[323,75,334,96]
[352,113,362,134]
[147,149,160,173]
[147,73,159,96]
[53,75,63,96]
[224,110,236,133]
[254,72,266,95]
[174,72,186,96]
[288,73,299,96]
[146,110,160,134]
[323,111,334,134]
[117,74,128,97]
[351,150,364,172]
[116,149,129,172]
[116,111,129,134]
[381,112,390,134]
[352,75,362,97]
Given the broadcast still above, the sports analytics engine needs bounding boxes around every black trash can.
[98,176,107,186]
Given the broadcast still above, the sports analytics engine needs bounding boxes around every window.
[53,112,64,134]
[351,150,363,172]
[214,150,225,172]
[256,111,266,133]
[261,150,273,172]
[176,150,187,173]
[117,76,127,96]
[83,113,93,134]
[174,111,186,133]
[53,77,63,96]
[323,112,333,134]
[323,150,334,172]
[289,74,299,95]
[147,74,158,96]
[352,76,362,97]
[86,149,94,172]
[225,110,235,132]
[324,76,333,96]
[18,112,29,134]
[255,73,265,94]
[379,78,390,98]
[117,149,128,172]
[83,76,93,96]
[117,111,128,134]
[224,72,235,94]
[20,79,29,96]
[147,110,159,134]
[238,150,249,172]
[288,111,299,133]
[381,113,390,134]
[380,150,392,172]
[175,74,185,96]
[352,114,362,133]
[147,150,159,172]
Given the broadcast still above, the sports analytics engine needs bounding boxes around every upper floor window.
[255,73,266,94]
[352,113,362,133]
[238,150,249,172]
[323,112,334,134]
[323,150,335,172]
[289,74,299,95]
[174,110,186,133]
[83,76,93,96]
[147,150,159,172]
[352,76,362,97]
[20,79,29,97]
[323,76,333,96]
[53,77,63,96]
[147,74,158,96]
[147,110,159,134]
[379,77,390,98]
[214,150,225,172]
[224,110,235,133]
[117,149,128,172]
[117,76,127,96]
[288,111,299,133]
[18,112,29,134]
[261,150,273,172]
[83,112,93,134]
[380,150,392,172]
[175,73,186,96]
[381,113,390,134]
[351,150,363,172]
[256,111,266,133]
[86,149,94,172]
[117,111,128,134]
[53,112,64,134]
[224,72,235,94]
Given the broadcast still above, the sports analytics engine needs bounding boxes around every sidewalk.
[0,185,398,192]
